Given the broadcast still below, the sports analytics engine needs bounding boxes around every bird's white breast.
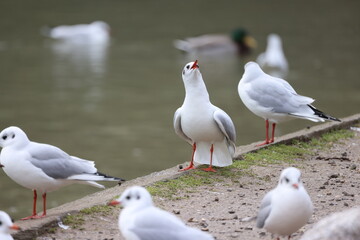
[264,187,313,236]
[1,147,70,192]
[180,102,223,142]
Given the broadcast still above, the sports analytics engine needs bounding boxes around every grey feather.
[173,108,192,145]
[28,142,97,179]
[256,191,273,228]
[213,109,236,143]
[246,77,314,114]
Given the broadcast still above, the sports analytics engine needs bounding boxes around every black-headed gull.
[42,21,110,43]
[256,34,288,78]
[174,60,236,172]
[174,28,256,56]
[0,126,124,220]
[109,186,214,240]
[256,167,313,239]
[0,211,20,240]
[238,62,340,146]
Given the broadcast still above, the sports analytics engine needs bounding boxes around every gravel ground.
[34,129,360,240]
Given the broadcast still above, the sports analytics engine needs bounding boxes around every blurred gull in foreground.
[0,211,20,240]
[174,60,236,172]
[257,34,288,78]
[174,28,256,56]
[300,207,360,240]
[238,62,340,146]
[109,186,214,240]
[256,167,313,239]
[0,126,124,220]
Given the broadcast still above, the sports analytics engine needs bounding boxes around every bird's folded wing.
[213,108,236,143]
[173,108,192,144]
[28,142,97,179]
[256,191,273,228]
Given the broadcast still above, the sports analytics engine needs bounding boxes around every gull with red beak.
[256,167,313,240]
[174,60,236,172]
[0,211,20,240]
[109,186,214,240]
[0,126,124,220]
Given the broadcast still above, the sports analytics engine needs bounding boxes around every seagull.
[0,126,124,220]
[109,186,215,240]
[174,28,257,56]
[42,21,110,43]
[238,62,340,146]
[300,207,360,240]
[256,167,313,239]
[256,34,288,78]
[174,60,236,172]
[0,211,20,240]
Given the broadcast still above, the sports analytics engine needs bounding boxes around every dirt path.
[33,128,360,240]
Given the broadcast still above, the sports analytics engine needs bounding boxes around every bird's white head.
[0,126,30,149]
[242,61,264,81]
[278,167,303,190]
[267,33,282,49]
[109,186,153,210]
[182,60,201,81]
[0,211,20,235]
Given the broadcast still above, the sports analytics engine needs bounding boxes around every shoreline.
[13,113,360,240]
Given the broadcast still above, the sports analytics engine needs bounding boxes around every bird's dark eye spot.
[12,134,15,139]
[137,195,140,200]
[186,65,190,69]
[182,70,185,75]
[2,135,7,140]
[0,220,2,226]
[285,177,289,183]
[126,195,131,200]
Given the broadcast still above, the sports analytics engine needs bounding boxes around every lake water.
[0,0,359,219]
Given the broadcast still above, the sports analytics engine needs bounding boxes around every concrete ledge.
[13,113,360,239]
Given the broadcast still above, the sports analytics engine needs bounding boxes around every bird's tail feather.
[194,140,233,167]
[308,105,341,122]
[68,172,125,183]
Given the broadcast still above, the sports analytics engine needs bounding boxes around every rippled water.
[0,0,359,219]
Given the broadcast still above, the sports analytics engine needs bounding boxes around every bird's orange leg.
[21,190,38,220]
[202,144,216,172]
[256,119,271,146]
[180,143,196,171]
[270,123,276,143]
[32,193,47,219]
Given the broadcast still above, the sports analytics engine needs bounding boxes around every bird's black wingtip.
[308,105,341,122]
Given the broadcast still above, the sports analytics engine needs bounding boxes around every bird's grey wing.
[256,191,273,228]
[27,142,96,179]
[247,77,314,114]
[213,108,236,143]
[173,108,192,145]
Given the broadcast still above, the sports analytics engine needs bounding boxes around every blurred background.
[0,0,359,219]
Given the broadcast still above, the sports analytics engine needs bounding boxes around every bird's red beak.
[10,224,20,230]
[292,183,299,189]
[191,60,199,69]
[108,200,120,206]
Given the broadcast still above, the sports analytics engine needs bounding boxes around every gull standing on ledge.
[256,167,313,240]
[0,126,124,220]
[0,211,20,240]
[109,186,214,240]
[174,60,236,172]
[238,62,340,146]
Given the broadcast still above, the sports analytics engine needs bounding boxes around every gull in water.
[0,126,124,220]
[42,21,110,43]
[256,167,313,240]
[0,211,20,240]
[174,28,256,56]
[238,62,340,146]
[257,33,288,78]
[174,60,236,172]
[109,186,214,240]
